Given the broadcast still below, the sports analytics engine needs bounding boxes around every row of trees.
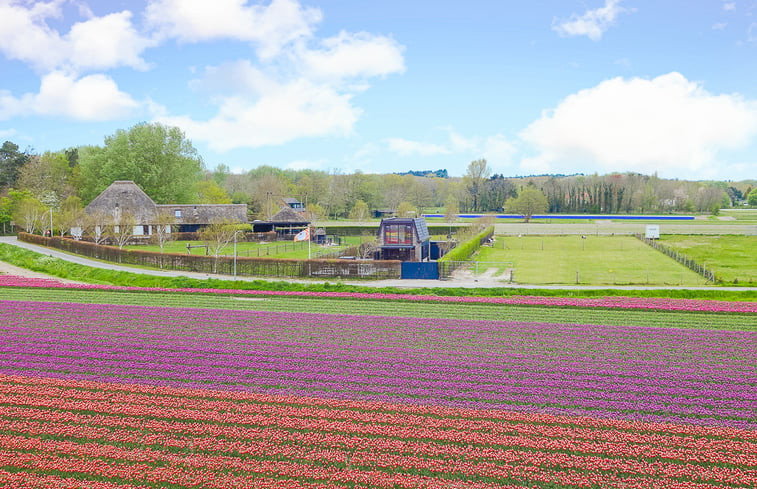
[2,123,755,232]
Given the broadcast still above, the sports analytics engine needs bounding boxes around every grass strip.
[2,243,756,301]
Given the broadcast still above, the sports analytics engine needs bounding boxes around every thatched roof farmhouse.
[85,181,248,234]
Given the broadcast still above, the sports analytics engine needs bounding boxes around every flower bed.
[1,274,755,313]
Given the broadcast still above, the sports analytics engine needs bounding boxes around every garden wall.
[18,233,401,279]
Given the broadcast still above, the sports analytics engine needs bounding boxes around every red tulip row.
[0,374,753,488]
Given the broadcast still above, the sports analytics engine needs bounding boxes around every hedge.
[438,226,494,262]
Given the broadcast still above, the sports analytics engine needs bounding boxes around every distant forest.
[1,123,755,227]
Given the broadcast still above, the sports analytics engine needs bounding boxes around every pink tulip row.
[0,274,755,313]
[0,374,753,488]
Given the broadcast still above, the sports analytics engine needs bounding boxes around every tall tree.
[0,141,29,190]
[17,151,76,207]
[78,123,205,204]
[464,159,491,212]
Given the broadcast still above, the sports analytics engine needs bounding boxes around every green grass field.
[124,236,365,259]
[475,235,707,285]
[659,235,757,284]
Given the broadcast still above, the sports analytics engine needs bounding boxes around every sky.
[1,0,757,180]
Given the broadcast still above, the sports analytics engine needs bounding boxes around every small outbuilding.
[376,217,431,262]
[251,206,310,239]
[282,198,305,210]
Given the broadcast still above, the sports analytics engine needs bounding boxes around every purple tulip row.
[1,299,755,430]
[1,274,755,313]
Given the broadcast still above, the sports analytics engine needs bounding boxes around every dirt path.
[0,260,83,284]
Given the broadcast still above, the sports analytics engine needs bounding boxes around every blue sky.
[1,0,756,180]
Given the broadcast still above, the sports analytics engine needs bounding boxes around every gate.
[401,262,439,280]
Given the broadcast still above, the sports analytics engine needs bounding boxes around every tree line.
[1,123,755,235]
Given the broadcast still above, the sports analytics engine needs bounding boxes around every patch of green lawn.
[659,235,757,284]
[476,235,706,285]
[124,238,359,259]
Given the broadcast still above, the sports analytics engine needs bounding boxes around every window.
[174,209,182,218]
[384,224,413,245]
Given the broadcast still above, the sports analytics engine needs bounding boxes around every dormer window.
[174,209,182,218]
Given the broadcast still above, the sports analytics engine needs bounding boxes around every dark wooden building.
[376,217,431,262]
[251,206,310,239]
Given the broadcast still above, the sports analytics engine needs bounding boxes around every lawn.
[124,235,365,259]
[659,235,757,284]
[476,235,706,285]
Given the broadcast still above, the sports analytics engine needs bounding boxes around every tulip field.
[0,275,755,487]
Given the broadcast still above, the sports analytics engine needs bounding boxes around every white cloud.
[723,2,736,11]
[385,130,516,167]
[157,79,359,151]
[301,31,405,80]
[712,22,728,30]
[552,0,630,41]
[519,72,757,177]
[145,0,321,58]
[0,71,140,121]
[156,3,406,151]
[386,138,451,156]
[0,1,152,73]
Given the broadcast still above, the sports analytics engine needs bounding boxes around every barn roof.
[156,204,248,224]
[268,206,309,224]
[84,181,248,225]
[85,181,158,222]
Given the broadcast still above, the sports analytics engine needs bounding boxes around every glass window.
[174,209,182,218]
[384,224,413,245]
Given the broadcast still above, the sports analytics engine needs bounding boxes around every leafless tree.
[84,210,111,245]
[198,219,241,273]
[109,210,137,250]
[151,211,176,252]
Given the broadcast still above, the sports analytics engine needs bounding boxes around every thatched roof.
[269,206,309,224]
[155,204,248,224]
[85,181,158,223]
[85,181,248,225]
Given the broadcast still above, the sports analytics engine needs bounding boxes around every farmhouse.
[84,180,248,236]
[376,217,431,262]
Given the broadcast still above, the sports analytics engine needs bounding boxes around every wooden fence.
[18,233,401,279]
[635,234,716,283]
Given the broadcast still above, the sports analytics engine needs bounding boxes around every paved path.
[1,236,755,291]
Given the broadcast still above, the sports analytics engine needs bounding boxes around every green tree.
[748,189,757,206]
[505,187,549,222]
[12,195,46,234]
[17,151,76,207]
[194,179,232,204]
[348,199,370,222]
[444,196,459,222]
[464,159,491,212]
[396,201,418,218]
[78,123,205,204]
[55,195,85,237]
[0,141,29,190]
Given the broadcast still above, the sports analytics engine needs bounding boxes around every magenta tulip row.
[2,299,755,429]
[1,274,755,313]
